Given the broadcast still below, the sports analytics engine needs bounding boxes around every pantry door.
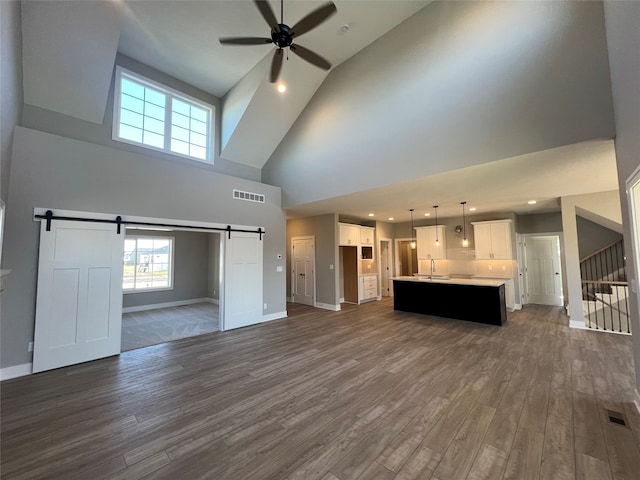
[33,220,124,373]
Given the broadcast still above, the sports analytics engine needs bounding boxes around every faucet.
[430,259,436,278]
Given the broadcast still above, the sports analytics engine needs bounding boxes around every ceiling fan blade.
[290,44,331,71]
[270,49,284,83]
[254,0,280,32]
[219,37,273,46]
[290,2,337,38]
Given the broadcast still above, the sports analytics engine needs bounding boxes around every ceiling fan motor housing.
[272,24,293,48]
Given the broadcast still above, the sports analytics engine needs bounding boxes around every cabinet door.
[473,223,493,259]
[339,224,358,246]
[432,226,446,259]
[416,228,431,260]
[360,227,374,245]
[490,222,513,259]
[504,279,515,310]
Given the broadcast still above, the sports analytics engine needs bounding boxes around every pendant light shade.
[461,201,469,247]
[433,205,439,246]
[409,209,416,249]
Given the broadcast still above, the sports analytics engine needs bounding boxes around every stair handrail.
[580,239,624,263]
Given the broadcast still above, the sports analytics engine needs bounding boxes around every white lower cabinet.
[504,279,515,311]
[360,275,378,302]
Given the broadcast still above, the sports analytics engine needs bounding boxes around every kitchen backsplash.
[474,259,516,278]
[416,249,516,278]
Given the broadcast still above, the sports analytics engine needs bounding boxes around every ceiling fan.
[219,0,337,83]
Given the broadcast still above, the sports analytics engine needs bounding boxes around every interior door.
[525,235,563,306]
[222,231,263,330]
[380,240,391,297]
[33,220,124,373]
[292,237,315,306]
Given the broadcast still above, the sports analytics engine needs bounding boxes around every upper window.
[113,67,213,163]
[123,235,174,293]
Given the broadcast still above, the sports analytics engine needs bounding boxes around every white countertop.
[393,276,505,287]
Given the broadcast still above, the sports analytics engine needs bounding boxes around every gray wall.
[2,126,286,368]
[576,216,623,260]
[604,1,640,392]
[122,229,211,309]
[517,212,563,234]
[263,1,615,208]
[207,233,221,301]
[0,0,23,203]
[21,53,261,183]
[286,214,338,306]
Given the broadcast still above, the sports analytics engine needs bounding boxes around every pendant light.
[409,209,416,249]
[461,201,469,247]
[433,205,439,246]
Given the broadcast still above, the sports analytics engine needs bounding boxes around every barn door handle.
[299,273,305,276]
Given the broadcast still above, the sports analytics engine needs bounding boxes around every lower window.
[123,236,174,292]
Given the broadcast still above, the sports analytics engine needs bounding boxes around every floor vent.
[606,409,629,427]
[233,189,265,204]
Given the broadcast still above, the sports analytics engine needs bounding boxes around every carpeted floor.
[121,302,219,351]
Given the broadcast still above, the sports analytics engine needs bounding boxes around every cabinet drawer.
[363,287,377,299]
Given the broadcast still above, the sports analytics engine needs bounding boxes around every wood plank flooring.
[2,299,640,479]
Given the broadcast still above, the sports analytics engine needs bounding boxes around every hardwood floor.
[1,299,639,479]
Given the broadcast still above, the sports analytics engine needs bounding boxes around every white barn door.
[33,220,124,373]
[222,231,263,330]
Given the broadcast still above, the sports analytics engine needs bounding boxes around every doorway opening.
[395,239,418,277]
[121,228,221,352]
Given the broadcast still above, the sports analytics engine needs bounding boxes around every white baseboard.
[207,298,219,305]
[286,296,293,303]
[262,311,287,322]
[570,319,589,330]
[514,303,522,310]
[634,389,640,415]
[1,363,32,381]
[339,297,345,303]
[122,297,216,313]
[316,302,341,311]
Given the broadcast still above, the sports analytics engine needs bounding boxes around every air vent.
[606,409,629,428]
[233,189,265,204]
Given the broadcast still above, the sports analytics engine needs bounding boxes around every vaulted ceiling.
[19,1,618,222]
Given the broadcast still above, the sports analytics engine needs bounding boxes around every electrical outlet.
[264,303,267,310]
[28,341,34,352]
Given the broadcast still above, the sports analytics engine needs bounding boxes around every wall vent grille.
[233,189,265,204]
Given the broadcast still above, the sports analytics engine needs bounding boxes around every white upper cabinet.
[472,220,513,259]
[415,225,447,260]
[359,227,375,245]
[339,223,360,246]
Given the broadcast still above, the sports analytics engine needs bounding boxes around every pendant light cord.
[281,0,284,24]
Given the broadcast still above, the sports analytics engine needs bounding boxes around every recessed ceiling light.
[277,83,287,93]
[368,213,374,217]
[528,200,537,205]
[469,207,477,212]
[424,213,430,217]
[388,217,394,221]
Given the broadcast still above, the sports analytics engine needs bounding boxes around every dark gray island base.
[393,277,507,326]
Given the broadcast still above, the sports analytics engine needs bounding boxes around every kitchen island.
[392,276,506,326]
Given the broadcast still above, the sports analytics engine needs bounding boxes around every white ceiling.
[284,139,620,223]
[118,0,431,97]
[19,1,619,225]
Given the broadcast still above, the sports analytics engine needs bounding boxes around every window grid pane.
[123,237,173,291]
[170,100,209,160]
[115,70,212,163]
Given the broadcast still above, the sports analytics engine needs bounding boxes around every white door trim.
[379,238,393,297]
[625,165,640,338]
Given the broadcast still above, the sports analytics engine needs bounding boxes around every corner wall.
[0,0,23,204]
[603,0,640,400]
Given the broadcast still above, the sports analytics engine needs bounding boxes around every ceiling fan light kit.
[219,0,337,83]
